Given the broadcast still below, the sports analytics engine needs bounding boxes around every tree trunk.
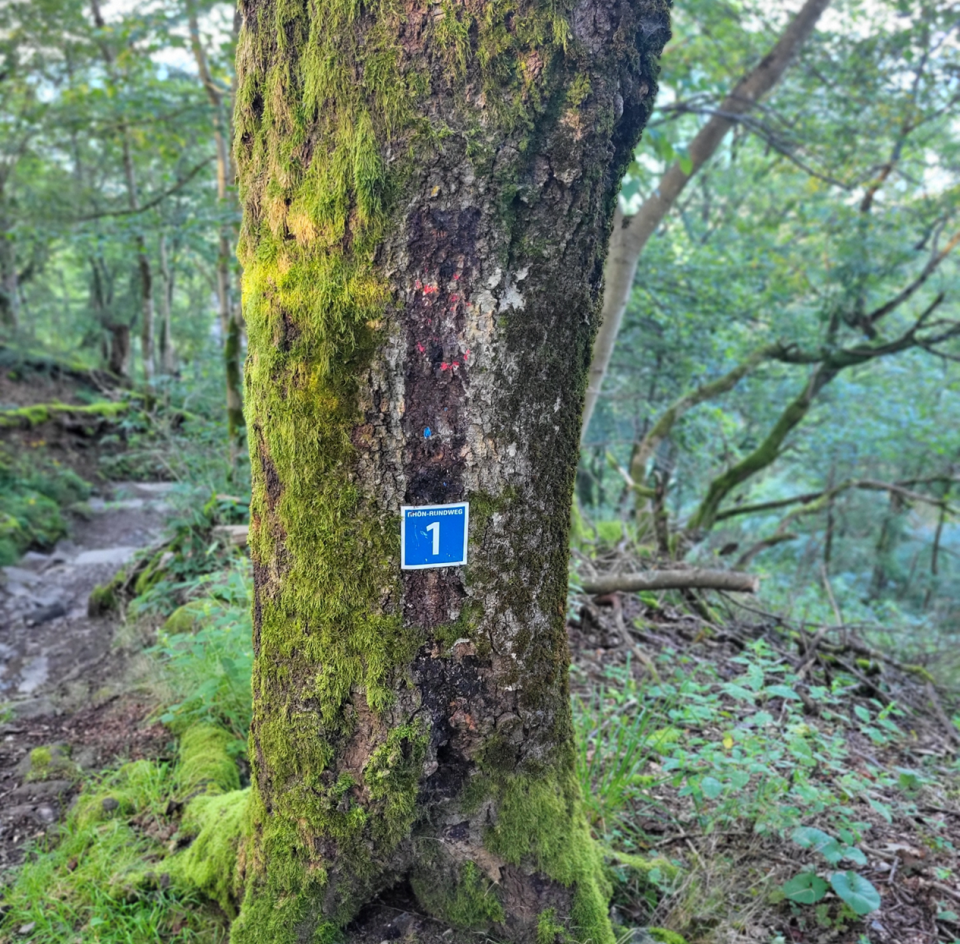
[580,0,832,439]
[232,1,668,941]
[187,0,245,445]
[91,0,155,384]
[158,234,177,375]
[106,322,131,377]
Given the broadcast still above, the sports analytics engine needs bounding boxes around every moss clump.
[481,761,616,944]
[162,601,211,635]
[603,848,680,883]
[25,744,79,783]
[411,861,504,930]
[537,907,567,944]
[363,723,429,847]
[88,572,124,617]
[177,725,241,797]
[165,788,250,918]
[649,930,688,944]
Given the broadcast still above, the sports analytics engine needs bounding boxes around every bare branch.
[582,568,759,595]
[74,158,214,221]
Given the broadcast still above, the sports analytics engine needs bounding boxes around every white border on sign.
[400,501,470,570]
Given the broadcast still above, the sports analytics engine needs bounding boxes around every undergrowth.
[0,760,229,944]
[146,559,254,741]
[0,445,90,565]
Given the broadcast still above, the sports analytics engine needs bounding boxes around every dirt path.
[0,482,175,872]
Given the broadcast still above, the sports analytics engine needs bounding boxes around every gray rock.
[25,603,66,626]
[17,922,36,936]
[101,796,119,812]
[73,547,138,566]
[12,780,75,799]
[73,746,98,769]
[2,567,40,586]
[8,695,57,720]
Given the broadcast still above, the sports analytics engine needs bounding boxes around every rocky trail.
[0,483,176,872]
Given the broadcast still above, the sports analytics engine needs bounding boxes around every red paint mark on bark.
[417,344,425,353]
[440,362,449,371]
[464,350,470,360]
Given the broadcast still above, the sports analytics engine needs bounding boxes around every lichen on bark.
[232,0,670,940]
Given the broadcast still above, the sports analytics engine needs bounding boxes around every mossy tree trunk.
[234,0,668,941]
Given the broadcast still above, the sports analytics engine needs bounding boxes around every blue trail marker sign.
[401,502,469,570]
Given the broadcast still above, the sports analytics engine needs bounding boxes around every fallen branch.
[582,568,759,595]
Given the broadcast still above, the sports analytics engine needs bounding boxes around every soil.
[0,482,175,874]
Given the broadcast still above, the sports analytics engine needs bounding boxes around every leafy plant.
[781,827,881,916]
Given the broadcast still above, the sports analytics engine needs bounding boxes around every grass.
[0,760,229,944]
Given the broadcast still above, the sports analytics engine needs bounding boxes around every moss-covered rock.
[162,601,211,635]
[24,744,80,783]
[0,400,129,430]
[176,724,241,797]
[164,788,250,918]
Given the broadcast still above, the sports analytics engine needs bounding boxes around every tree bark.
[580,0,832,439]
[232,1,668,941]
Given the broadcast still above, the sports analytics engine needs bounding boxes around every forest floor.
[0,482,174,873]
[1,370,959,944]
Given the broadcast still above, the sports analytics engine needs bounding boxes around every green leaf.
[782,872,829,905]
[841,846,868,866]
[830,871,881,915]
[854,705,871,722]
[701,776,723,799]
[791,827,843,864]
[766,684,801,701]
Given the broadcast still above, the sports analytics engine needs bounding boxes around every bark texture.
[233,0,668,941]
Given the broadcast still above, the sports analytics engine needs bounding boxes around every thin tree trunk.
[0,196,21,329]
[581,0,832,439]
[232,0,668,941]
[107,323,131,377]
[187,0,244,446]
[687,364,838,534]
[90,0,155,384]
[158,234,177,375]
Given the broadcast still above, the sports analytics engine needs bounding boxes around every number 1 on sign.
[426,521,440,555]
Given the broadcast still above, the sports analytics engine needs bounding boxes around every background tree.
[581,0,960,643]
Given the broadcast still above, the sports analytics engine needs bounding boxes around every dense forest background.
[3,0,958,671]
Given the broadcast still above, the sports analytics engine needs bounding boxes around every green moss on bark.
[484,764,616,944]
[411,860,505,929]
